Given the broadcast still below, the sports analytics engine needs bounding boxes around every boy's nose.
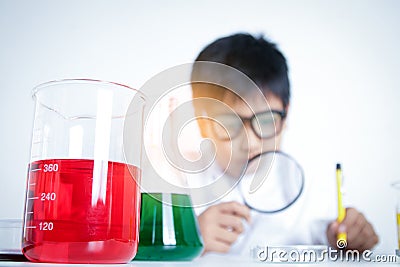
[240,125,262,157]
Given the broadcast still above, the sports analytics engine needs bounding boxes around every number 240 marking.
[41,192,56,201]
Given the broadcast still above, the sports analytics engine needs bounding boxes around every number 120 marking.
[39,222,54,231]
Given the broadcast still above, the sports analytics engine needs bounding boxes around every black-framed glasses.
[211,110,286,140]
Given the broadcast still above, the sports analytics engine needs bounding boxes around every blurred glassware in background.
[391,181,400,256]
[0,219,26,261]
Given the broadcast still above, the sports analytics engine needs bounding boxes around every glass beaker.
[22,79,145,263]
[133,96,203,261]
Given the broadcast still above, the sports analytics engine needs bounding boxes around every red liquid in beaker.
[22,159,141,263]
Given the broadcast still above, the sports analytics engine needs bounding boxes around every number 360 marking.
[43,164,58,172]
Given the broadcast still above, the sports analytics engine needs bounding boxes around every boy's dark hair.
[191,33,290,110]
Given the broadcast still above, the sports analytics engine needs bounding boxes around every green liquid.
[133,193,204,261]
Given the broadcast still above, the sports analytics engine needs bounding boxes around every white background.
[0,0,399,254]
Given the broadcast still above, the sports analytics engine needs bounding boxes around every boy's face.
[202,91,286,178]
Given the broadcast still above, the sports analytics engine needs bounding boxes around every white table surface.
[0,253,398,267]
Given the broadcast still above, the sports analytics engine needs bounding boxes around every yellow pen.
[336,163,347,248]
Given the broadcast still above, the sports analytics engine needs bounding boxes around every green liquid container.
[133,193,204,261]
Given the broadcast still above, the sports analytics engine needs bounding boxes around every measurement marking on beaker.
[25,226,37,229]
[28,197,39,200]
[30,169,41,172]
[27,212,34,214]
[29,183,36,186]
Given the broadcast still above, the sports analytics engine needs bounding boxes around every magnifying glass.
[239,151,304,213]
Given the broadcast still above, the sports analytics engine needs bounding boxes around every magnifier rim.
[243,150,305,213]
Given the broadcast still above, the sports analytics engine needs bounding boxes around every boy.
[190,33,378,255]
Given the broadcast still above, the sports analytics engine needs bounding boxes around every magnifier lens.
[240,152,304,213]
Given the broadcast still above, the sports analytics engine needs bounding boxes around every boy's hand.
[327,207,379,251]
[198,201,251,254]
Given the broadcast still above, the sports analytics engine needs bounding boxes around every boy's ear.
[285,103,290,116]
[282,104,290,130]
